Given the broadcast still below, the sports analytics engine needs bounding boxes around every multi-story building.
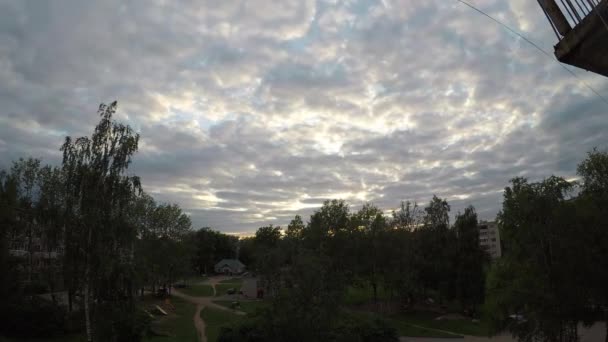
[479,221,501,259]
[9,235,63,286]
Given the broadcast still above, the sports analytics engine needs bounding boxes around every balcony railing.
[538,0,607,39]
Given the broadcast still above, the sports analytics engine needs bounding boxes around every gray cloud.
[1,0,607,233]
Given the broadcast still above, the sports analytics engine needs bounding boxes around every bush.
[93,302,151,342]
[0,296,67,338]
[217,311,398,342]
[217,318,269,342]
[330,312,399,342]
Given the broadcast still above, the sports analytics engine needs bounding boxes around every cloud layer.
[1,0,607,234]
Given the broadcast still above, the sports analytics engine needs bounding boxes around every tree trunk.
[372,282,378,304]
[68,289,73,312]
[28,223,33,283]
[84,281,92,342]
[604,316,608,342]
[84,224,93,342]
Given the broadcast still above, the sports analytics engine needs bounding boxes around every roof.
[215,259,245,269]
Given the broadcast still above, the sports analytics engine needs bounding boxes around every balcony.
[539,0,608,77]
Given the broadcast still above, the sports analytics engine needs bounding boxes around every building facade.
[479,221,501,259]
[214,259,246,275]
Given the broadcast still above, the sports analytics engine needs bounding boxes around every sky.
[1,0,607,235]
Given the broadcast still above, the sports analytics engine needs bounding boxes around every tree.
[305,200,351,251]
[453,206,486,313]
[286,215,305,239]
[423,195,450,228]
[576,149,608,341]
[352,203,388,304]
[254,225,283,295]
[391,201,422,231]
[192,228,238,275]
[417,195,454,303]
[485,176,587,342]
[60,102,143,341]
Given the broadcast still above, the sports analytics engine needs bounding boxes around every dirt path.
[172,277,246,342]
[193,304,206,342]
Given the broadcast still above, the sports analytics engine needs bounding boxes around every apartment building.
[479,221,501,259]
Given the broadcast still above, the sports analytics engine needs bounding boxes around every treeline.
[221,197,489,341]
[485,150,608,341]
[2,101,607,342]
[0,103,200,340]
[223,149,608,342]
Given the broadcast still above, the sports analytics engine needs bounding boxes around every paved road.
[241,276,258,298]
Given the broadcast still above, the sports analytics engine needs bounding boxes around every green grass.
[215,283,242,296]
[386,318,462,338]
[178,276,207,285]
[219,278,243,284]
[0,335,86,342]
[179,284,215,297]
[390,311,489,337]
[200,307,244,342]
[212,300,269,315]
[145,296,198,342]
[343,284,391,305]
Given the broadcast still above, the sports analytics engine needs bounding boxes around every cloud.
[1,0,607,233]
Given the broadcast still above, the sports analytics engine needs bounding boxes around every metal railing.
[539,0,607,39]
[557,0,601,26]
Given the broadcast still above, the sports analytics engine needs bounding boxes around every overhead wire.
[455,0,608,106]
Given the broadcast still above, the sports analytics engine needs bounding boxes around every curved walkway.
[171,276,246,342]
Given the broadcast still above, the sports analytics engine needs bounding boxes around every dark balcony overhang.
[539,0,608,77]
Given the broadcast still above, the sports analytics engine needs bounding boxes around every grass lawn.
[200,307,244,342]
[343,284,391,305]
[390,311,490,337]
[145,296,198,342]
[386,318,462,338]
[0,335,86,342]
[213,300,269,315]
[219,278,243,284]
[215,283,242,297]
[180,284,215,297]
[178,275,207,285]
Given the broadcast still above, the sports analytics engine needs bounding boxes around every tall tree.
[453,206,486,313]
[418,195,454,303]
[61,102,142,341]
[352,203,388,303]
[576,149,608,341]
[485,177,586,342]
[391,201,422,231]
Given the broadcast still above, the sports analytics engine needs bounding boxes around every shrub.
[0,296,67,338]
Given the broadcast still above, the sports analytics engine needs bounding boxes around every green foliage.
[0,297,68,338]
[328,311,399,342]
[191,228,238,275]
[218,309,399,342]
[485,176,587,341]
[94,302,151,342]
[453,206,487,311]
[286,215,305,239]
